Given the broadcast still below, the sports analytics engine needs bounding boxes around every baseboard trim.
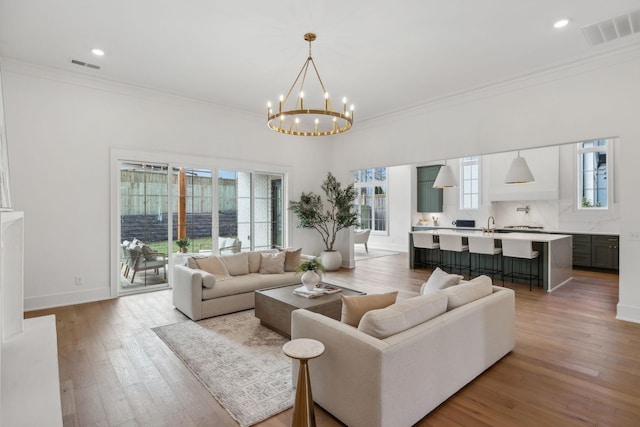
[616,303,640,324]
[24,287,112,312]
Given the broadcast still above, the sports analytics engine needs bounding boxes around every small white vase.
[301,270,320,291]
[321,250,342,271]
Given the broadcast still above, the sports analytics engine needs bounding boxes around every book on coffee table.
[293,286,324,298]
[315,283,342,294]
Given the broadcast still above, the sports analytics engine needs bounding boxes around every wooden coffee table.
[255,283,365,338]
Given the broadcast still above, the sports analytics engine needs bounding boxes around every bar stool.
[438,234,469,277]
[412,232,440,270]
[467,235,502,280]
[501,239,540,291]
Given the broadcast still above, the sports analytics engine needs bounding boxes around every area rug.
[354,248,401,261]
[152,310,294,427]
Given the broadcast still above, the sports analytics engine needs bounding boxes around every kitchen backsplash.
[414,199,620,234]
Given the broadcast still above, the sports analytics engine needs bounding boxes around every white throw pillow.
[259,251,286,274]
[420,267,462,294]
[199,270,217,289]
[442,275,493,310]
[358,292,448,339]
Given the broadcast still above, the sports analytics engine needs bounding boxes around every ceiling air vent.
[581,9,640,46]
[71,59,101,70]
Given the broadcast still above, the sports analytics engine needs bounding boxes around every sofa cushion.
[220,252,250,276]
[357,292,448,339]
[259,251,286,274]
[420,267,461,294]
[186,255,210,269]
[201,272,300,300]
[248,249,279,273]
[340,292,398,327]
[248,252,261,273]
[195,256,230,276]
[442,275,493,310]
[283,248,302,272]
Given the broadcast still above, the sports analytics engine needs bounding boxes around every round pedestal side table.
[282,338,325,427]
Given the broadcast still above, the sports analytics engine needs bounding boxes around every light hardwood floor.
[26,253,640,426]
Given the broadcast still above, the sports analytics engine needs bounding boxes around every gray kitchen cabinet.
[417,165,443,213]
[591,235,619,270]
[571,234,592,268]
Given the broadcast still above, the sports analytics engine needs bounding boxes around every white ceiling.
[1,0,640,123]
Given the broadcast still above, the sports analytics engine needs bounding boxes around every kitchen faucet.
[486,216,495,233]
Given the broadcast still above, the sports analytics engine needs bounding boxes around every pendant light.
[504,151,535,184]
[433,161,458,188]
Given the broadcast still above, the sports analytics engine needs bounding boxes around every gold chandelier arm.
[309,58,328,94]
[284,59,310,105]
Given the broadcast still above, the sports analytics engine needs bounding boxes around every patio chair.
[126,244,167,283]
[354,229,371,253]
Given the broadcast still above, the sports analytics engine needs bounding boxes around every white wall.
[365,164,412,252]
[331,48,640,322]
[2,60,333,310]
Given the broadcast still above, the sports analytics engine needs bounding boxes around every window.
[353,168,387,233]
[577,139,610,209]
[460,156,479,210]
[218,170,284,252]
[115,152,287,296]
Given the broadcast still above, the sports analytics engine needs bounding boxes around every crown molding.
[0,57,263,121]
[353,41,640,133]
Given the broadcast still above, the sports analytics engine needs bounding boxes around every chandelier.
[267,33,354,136]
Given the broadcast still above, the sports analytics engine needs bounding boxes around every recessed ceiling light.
[91,48,105,56]
[554,19,570,29]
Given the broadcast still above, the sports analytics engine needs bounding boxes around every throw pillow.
[195,256,230,277]
[220,252,250,276]
[248,252,262,273]
[140,244,157,261]
[199,270,217,289]
[340,292,398,327]
[259,251,286,274]
[283,248,302,272]
[358,292,448,339]
[442,275,493,310]
[420,267,461,294]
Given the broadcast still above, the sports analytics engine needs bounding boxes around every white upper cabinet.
[486,146,560,201]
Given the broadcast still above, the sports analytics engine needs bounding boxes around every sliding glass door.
[172,168,214,253]
[218,170,284,252]
[119,162,170,292]
[116,157,286,295]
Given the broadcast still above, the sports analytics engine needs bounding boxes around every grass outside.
[146,237,213,255]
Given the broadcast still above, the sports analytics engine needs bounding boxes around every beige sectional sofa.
[291,278,515,427]
[172,249,310,320]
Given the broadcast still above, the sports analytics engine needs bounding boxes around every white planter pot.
[301,270,320,291]
[321,250,342,271]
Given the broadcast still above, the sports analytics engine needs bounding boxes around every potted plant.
[295,257,325,291]
[176,237,190,253]
[289,172,358,271]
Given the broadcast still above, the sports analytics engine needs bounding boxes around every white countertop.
[412,229,571,242]
[412,225,618,236]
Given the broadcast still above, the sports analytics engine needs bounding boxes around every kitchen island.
[409,230,572,291]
